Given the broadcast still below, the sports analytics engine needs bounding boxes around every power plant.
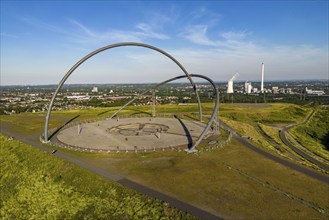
[227,73,239,94]
[226,63,265,95]
[245,81,252,94]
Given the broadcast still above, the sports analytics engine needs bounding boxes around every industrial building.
[305,87,325,96]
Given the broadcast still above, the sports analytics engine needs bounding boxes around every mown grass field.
[77,139,329,219]
[219,103,311,124]
[0,135,194,219]
[0,102,317,161]
[1,102,328,219]
[0,102,312,138]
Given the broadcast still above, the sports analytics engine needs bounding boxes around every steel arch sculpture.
[43,42,203,142]
[109,73,219,152]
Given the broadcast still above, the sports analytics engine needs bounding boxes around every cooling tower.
[227,72,239,94]
[227,80,234,94]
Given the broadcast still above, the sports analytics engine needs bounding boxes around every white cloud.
[21,17,69,35]
[165,23,327,81]
[182,25,256,52]
[221,31,250,41]
[20,17,170,46]
[169,44,328,81]
[135,23,170,40]
[7,15,326,84]
[0,32,18,39]
[189,6,221,26]
[191,6,208,19]
[68,19,170,44]
[183,25,217,46]
[146,11,175,28]
[68,19,142,44]
[69,19,97,38]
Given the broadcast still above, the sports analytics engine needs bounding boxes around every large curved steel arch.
[109,73,219,152]
[43,42,202,142]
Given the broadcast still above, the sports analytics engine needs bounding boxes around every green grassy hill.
[0,134,194,219]
[1,103,329,219]
[0,102,314,159]
[219,103,311,124]
[290,105,329,160]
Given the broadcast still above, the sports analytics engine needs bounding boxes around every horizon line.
[1,79,328,87]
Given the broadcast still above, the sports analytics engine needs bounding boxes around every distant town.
[1,80,328,115]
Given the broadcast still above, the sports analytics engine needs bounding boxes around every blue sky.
[1,1,328,85]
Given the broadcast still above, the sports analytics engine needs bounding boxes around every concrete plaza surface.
[56,117,208,151]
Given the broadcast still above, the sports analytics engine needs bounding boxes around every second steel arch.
[110,73,219,152]
[43,42,203,142]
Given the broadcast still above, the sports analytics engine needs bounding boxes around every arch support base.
[185,149,198,153]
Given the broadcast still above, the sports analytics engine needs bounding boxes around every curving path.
[279,109,329,171]
[216,119,329,184]
[255,124,300,161]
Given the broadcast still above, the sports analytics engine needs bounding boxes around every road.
[0,129,222,220]
[279,109,329,171]
[216,120,329,184]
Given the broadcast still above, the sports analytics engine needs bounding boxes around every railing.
[40,112,232,154]
[197,132,233,153]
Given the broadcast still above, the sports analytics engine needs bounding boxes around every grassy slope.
[219,103,311,124]
[258,124,285,147]
[0,103,319,162]
[217,104,311,153]
[0,102,310,134]
[219,117,278,153]
[78,139,329,219]
[0,135,194,219]
[290,106,329,160]
[1,103,328,219]
[257,123,305,158]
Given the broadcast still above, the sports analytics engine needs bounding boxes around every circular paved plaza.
[56,117,209,152]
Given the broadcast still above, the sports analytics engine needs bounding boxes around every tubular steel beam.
[43,42,202,142]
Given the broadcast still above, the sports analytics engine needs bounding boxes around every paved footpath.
[279,109,329,172]
[0,129,222,220]
[216,120,329,184]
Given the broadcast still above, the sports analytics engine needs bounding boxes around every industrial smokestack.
[261,63,265,92]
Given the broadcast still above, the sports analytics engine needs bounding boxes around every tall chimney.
[261,63,265,92]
